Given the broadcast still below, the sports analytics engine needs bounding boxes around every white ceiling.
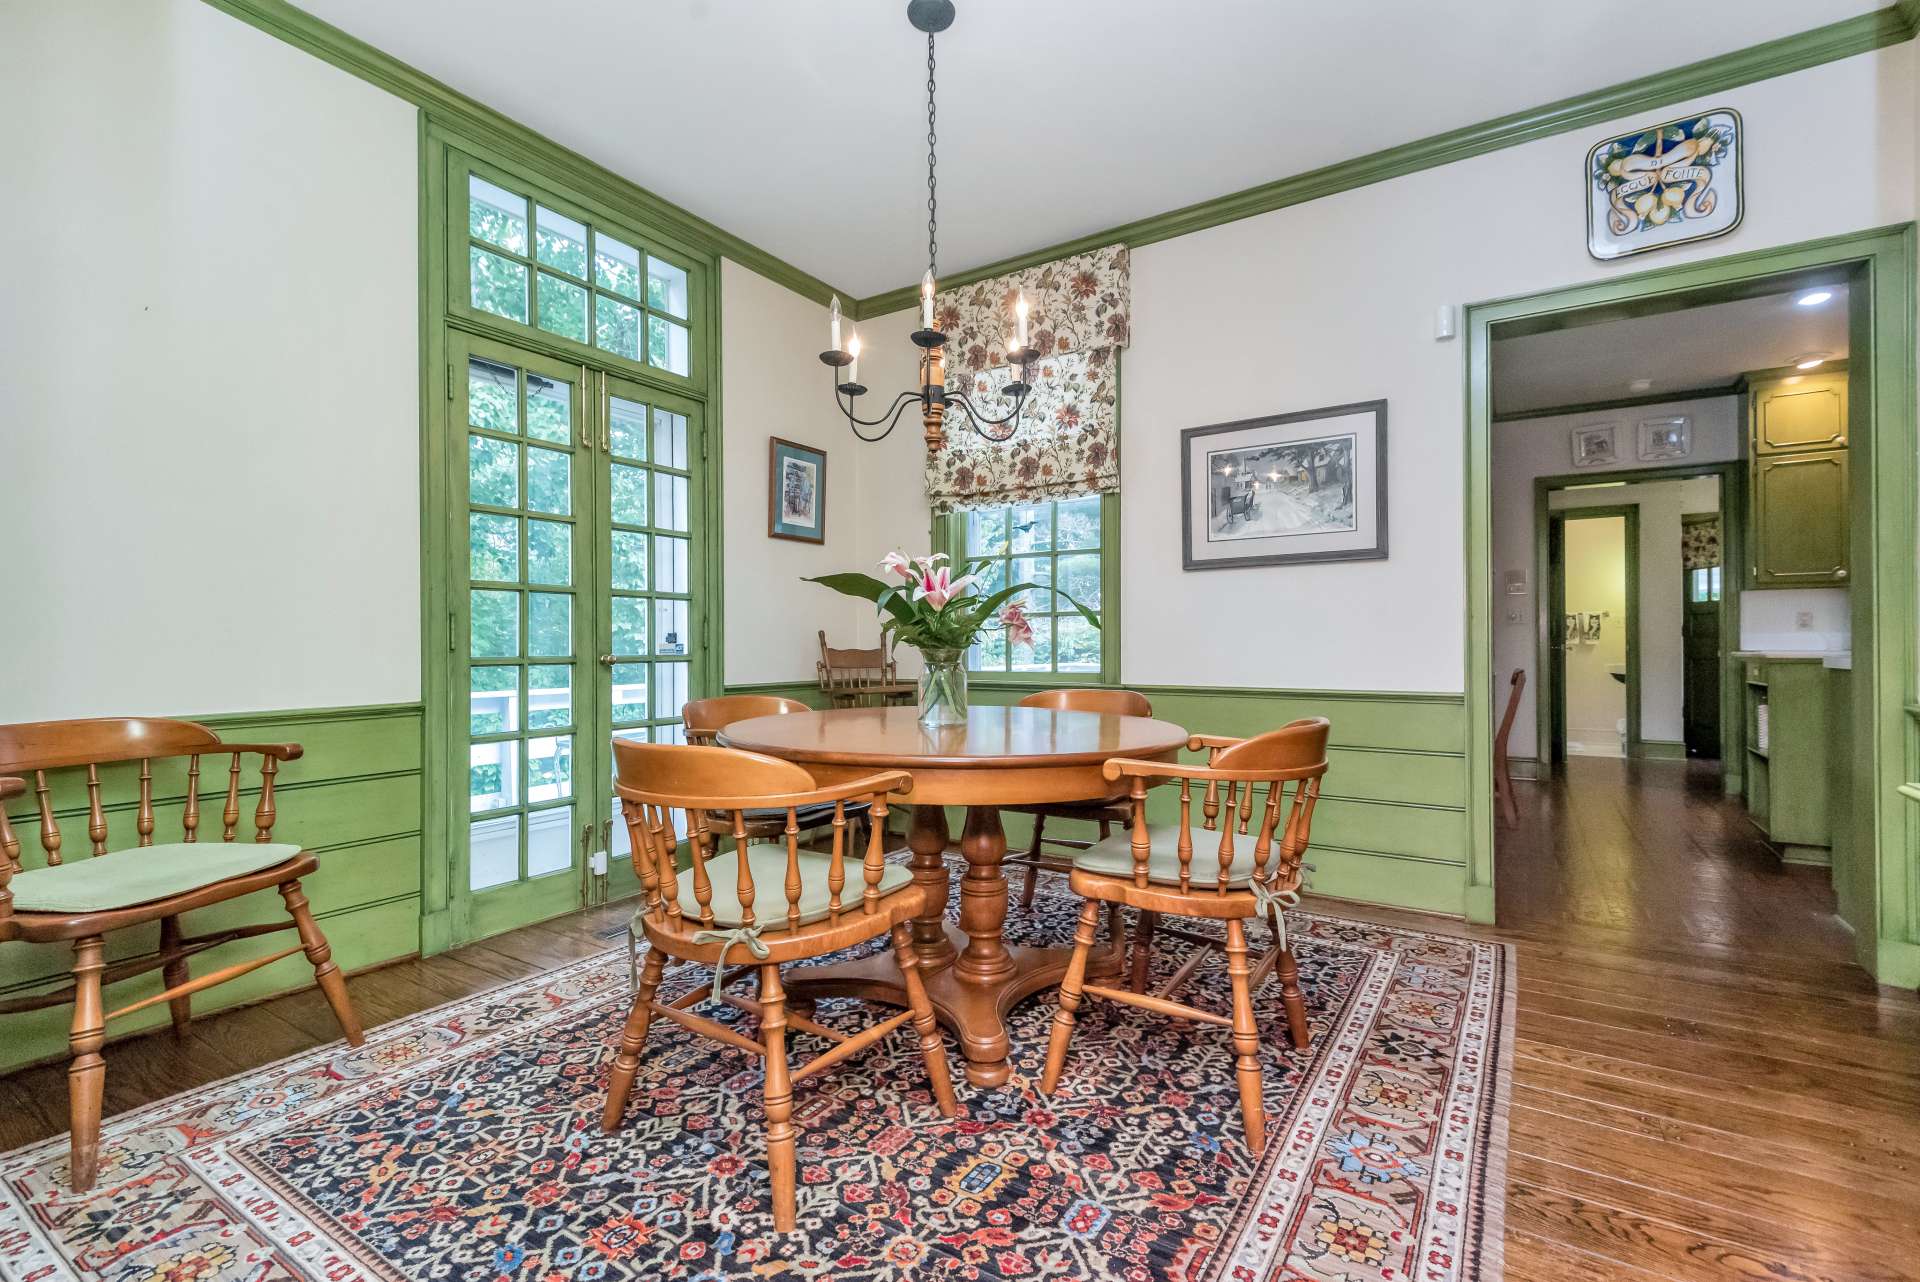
[1492,286,1851,415]
[295,0,1880,297]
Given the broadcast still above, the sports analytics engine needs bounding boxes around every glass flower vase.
[915,647,969,728]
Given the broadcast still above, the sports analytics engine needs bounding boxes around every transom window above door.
[464,170,694,379]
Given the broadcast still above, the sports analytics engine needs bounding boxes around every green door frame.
[418,120,727,954]
[1531,460,1744,776]
[1544,504,1639,763]
[1465,224,1918,987]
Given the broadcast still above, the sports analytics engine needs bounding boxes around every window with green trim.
[466,172,693,377]
[958,495,1107,676]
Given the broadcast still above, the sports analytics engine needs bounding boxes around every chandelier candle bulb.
[830,295,842,352]
[1015,293,1029,348]
[847,333,860,384]
[922,270,936,330]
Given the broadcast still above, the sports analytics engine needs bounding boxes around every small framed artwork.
[768,437,826,543]
[1181,400,1387,570]
[1570,424,1619,468]
[1638,414,1692,460]
[1587,108,1741,261]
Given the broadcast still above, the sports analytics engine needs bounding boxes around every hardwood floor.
[2,758,1916,1280]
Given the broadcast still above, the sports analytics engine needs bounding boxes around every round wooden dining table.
[719,704,1188,1086]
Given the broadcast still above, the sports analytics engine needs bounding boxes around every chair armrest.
[1102,757,1302,785]
[1187,733,1243,752]
[213,741,305,761]
[0,776,24,802]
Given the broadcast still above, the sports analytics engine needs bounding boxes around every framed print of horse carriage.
[1180,400,1388,570]
[1588,109,1741,261]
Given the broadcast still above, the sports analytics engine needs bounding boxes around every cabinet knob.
[1836,568,1848,579]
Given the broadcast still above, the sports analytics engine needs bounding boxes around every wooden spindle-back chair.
[0,718,365,1191]
[605,739,958,1230]
[1039,717,1330,1154]
[682,694,877,855]
[1493,668,1526,828]
[1004,688,1155,909]
[816,630,916,708]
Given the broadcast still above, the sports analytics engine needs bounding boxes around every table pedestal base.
[785,920,1124,1087]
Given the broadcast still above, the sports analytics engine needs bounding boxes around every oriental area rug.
[0,882,1513,1282]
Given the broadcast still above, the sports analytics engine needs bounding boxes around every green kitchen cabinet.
[1739,656,1831,865]
[1746,370,1850,588]
[1751,370,1847,455]
[1751,448,1849,586]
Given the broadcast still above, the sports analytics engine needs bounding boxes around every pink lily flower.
[910,553,949,577]
[999,601,1035,648]
[912,565,977,610]
[879,551,916,580]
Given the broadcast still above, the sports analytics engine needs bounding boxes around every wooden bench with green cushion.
[0,717,366,1193]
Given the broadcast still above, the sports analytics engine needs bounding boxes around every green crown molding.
[852,6,1915,318]
[199,0,857,308]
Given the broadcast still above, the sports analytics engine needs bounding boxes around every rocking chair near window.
[0,718,366,1191]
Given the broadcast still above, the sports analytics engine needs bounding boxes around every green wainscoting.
[0,703,424,1075]
[723,682,1471,916]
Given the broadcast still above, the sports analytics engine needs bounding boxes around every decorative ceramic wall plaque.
[1587,109,1741,261]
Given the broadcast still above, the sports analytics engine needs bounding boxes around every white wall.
[717,260,871,684]
[0,0,419,720]
[1111,48,1914,693]
[1559,515,1629,756]
[1552,474,1721,750]
[1740,587,1852,652]
[1492,396,1738,757]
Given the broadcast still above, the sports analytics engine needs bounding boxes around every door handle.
[598,654,616,667]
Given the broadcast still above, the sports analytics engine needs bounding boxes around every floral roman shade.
[925,244,1129,512]
[1682,515,1721,570]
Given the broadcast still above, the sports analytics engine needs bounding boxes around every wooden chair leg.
[1040,900,1102,1095]
[279,879,365,1047]
[158,915,191,1035]
[760,964,799,1232]
[1129,909,1158,993]
[602,947,666,1132]
[67,936,107,1192]
[1272,926,1310,1051]
[1225,919,1266,1154]
[891,923,958,1117]
[1019,813,1045,908]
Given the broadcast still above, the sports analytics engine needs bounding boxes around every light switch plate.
[590,849,609,876]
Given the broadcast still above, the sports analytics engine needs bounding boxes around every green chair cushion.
[10,842,302,914]
[678,844,911,928]
[1074,824,1258,888]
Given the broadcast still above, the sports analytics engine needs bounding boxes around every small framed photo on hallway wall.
[768,437,827,543]
[1180,400,1387,570]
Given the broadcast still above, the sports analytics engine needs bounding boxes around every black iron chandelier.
[818,0,1041,452]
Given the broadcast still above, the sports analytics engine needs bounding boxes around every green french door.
[449,332,706,941]
[596,371,707,871]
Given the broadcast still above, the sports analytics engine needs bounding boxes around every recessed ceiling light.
[1628,378,1654,392]
[1795,354,1828,370]
[1796,290,1834,307]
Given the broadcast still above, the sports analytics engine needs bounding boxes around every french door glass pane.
[462,348,583,898]
[469,815,520,890]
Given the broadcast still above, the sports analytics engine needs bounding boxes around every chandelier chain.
[926,29,937,284]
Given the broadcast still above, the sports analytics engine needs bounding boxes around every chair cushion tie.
[1250,878,1302,950]
[688,924,771,1003]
